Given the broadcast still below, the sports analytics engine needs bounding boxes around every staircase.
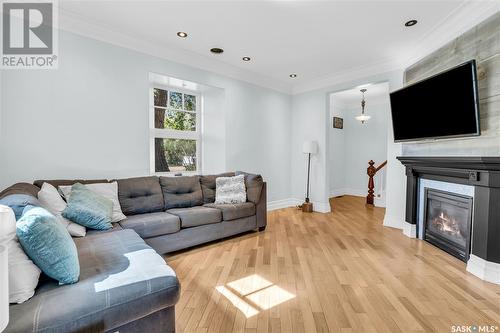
[367,160,387,207]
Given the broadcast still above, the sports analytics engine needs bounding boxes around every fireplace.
[423,188,473,262]
[398,156,500,284]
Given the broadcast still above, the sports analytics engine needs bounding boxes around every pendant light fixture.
[355,88,371,124]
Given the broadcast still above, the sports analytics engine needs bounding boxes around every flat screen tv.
[390,60,480,142]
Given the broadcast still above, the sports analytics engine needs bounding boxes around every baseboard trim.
[402,222,417,238]
[267,198,330,213]
[330,188,366,198]
[467,254,500,285]
[374,195,386,208]
[331,188,385,207]
[330,188,348,197]
[313,201,331,213]
[267,198,299,211]
[383,214,403,229]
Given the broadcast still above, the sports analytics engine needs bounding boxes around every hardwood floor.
[166,196,500,333]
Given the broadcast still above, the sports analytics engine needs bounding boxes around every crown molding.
[291,1,500,95]
[57,8,292,95]
[292,59,403,95]
[400,0,500,69]
[56,2,499,97]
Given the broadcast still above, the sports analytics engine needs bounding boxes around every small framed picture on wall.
[333,117,343,129]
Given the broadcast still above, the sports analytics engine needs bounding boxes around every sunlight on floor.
[215,274,295,318]
[227,274,273,295]
[215,286,260,317]
[246,285,295,310]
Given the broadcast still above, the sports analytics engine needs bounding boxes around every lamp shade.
[302,140,318,154]
[355,114,371,122]
[0,205,14,332]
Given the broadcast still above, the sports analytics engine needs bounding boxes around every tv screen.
[390,60,480,142]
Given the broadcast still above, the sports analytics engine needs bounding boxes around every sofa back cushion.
[235,171,264,204]
[200,172,235,203]
[117,176,164,215]
[33,179,108,188]
[0,183,41,220]
[160,176,203,209]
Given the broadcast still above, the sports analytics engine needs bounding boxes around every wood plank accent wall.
[402,12,500,156]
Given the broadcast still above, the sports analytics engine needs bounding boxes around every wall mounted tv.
[390,60,480,142]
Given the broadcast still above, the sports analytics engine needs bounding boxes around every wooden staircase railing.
[367,160,387,205]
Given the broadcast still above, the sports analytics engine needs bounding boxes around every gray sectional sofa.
[0,172,267,332]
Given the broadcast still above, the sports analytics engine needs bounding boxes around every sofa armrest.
[256,182,267,229]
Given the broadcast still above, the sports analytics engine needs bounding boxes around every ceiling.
[58,1,500,94]
[332,82,389,108]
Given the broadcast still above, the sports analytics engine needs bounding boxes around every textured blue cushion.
[62,183,113,230]
[17,206,80,284]
[0,194,40,220]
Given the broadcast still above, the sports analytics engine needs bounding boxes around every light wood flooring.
[166,196,500,333]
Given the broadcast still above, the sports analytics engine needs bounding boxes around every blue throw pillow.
[62,183,113,230]
[0,194,40,220]
[17,206,80,285]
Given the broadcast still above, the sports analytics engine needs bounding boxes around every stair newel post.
[367,160,376,205]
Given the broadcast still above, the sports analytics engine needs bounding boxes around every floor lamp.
[302,140,318,212]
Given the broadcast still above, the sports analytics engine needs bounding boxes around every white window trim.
[149,83,202,176]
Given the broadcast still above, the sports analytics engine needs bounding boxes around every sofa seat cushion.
[204,202,256,221]
[6,229,180,333]
[167,206,222,228]
[119,212,180,238]
[117,176,164,215]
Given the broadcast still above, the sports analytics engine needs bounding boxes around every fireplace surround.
[398,156,500,284]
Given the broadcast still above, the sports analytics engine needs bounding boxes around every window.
[150,86,201,173]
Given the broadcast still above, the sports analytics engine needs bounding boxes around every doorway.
[328,82,390,207]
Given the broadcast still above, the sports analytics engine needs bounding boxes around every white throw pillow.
[215,174,247,204]
[0,205,41,304]
[59,182,126,223]
[38,183,86,237]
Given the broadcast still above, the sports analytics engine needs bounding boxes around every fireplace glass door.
[424,189,473,261]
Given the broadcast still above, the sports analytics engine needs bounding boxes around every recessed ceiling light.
[405,19,418,27]
[289,74,297,78]
[242,57,251,61]
[210,47,224,54]
[177,31,188,38]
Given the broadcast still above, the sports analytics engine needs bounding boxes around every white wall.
[290,90,330,212]
[329,97,389,198]
[291,70,406,221]
[0,30,291,202]
[329,96,345,194]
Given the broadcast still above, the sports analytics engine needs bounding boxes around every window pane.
[155,138,197,172]
[154,108,166,129]
[154,88,167,107]
[184,94,196,111]
[165,110,196,131]
[155,109,196,130]
[169,92,182,109]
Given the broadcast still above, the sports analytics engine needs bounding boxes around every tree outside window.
[152,87,200,173]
